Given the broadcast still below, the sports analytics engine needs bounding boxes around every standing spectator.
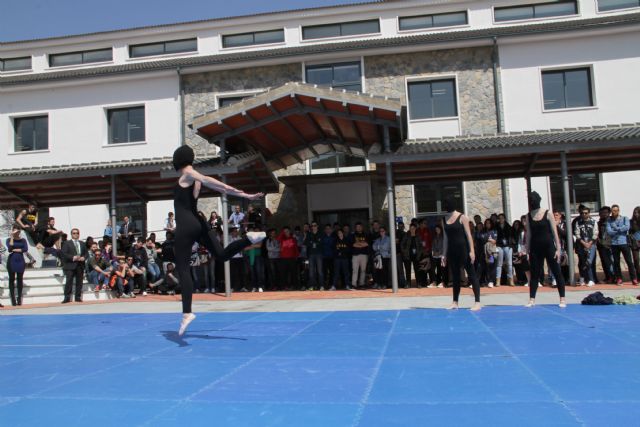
[164,212,176,234]
[88,249,113,291]
[483,219,498,288]
[61,228,87,303]
[513,219,531,286]
[6,224,28,306]
[431,224,446,288]
[332,229,351,290]
[145,238,162,284]
[495,213,515,287]
[278,226,299,290]
[373,226,391,289]
[295,224,309,289]
[244,227,265,292]
[321,224,335,289]
[229,205,245,231]
[304,222,324,291]
[103,219,113,242]
[229,228,247,292]
[246,205,263,230]
[418,219,434,286]
[629,206,640,283]
[265,228,281,291]
[607,204,638,285]
[401,223,424,289]
[553,211,570,285]
[16,204,39,245]
[395,222,407,288]
[209,211,222,230]
[351,222,370,290]
[596,206,614,283]
[574,206,598,287]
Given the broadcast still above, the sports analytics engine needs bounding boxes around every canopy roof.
[192,82,405,171]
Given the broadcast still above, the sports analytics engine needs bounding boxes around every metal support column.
[384,126,399,294]
[525,176,532,211]
[110,175,118,257]
[561,151,575,285]
[220,139,232,297]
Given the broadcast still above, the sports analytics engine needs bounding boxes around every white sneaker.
[258,288,263,293]
[251,288,257,292]
[524,282,529,287]
[552,279,557,287]
[427,284,436,289]
[246,231,266,244]
[587,281,595,287]
[142,291,148,296]
[437,283,444,288]
[488,282,494,288]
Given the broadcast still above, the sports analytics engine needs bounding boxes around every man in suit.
[118,216,136,254]
[61,228,88,303]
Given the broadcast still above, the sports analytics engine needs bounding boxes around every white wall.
[602,171,640,216]
[0,73,180,169]
[50,204,109,239]
[147,199,174,242]
[508,176,553,219]
[499,30,640,131]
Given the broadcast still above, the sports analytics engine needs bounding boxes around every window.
[597,0,640,11]
[302,19,380,40]
[549,173,601,213]
[108,107,145,144]
[407,79,458,120]
[399,11,468,31]
[542,68,593,110]
[494,1,577,22]
[415,182,464,215]
[305,61,366,173]
[129,38,197,58]
[218,96,250,108]
[14,116,48,152]
[222,29,284,48]
[1,56,32,72]
[49,48,112,67]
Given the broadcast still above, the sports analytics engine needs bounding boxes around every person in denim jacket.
[373,226,391,289]
[606,204,638,285]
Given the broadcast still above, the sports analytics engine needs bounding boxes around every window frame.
[405,75,460,122]
[106,105,146,146]
[398,10,469,32]
[414,182,465,216]
[215,89,267,109]
[301,19,381,41]
[0,56,32,72]
[128,38,198,59]
[596,0,640,12]
[12,114,49,154]
[492,1,579,23]
[48,48,113,68]
[539,65,597,112]
[221,29,285,49]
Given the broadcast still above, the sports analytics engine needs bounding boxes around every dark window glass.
[399,11,467,31]
[306,61,362,91]
[415,183,463,214]
[49,48,112,67]
[550,173,601,213]
[598,0,640,11]
[495,1,577,22]
[108,106,145,144]
[302,19,379,39]
[14,116,48,152]
[129,38,197,58]
[218,96,249,108]
[408,79,457,120]
[1,56,32,71]
[223,29,284,48]
[542,68,593,110]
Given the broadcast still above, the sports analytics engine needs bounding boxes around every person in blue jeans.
[495,214,514,286]
[607,204,638,285]
[574,206,598,286]
[88,249,113,290]
[304,222,324,291]
[373,226,392,289]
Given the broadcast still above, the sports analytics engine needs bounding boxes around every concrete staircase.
[0,267,120,305]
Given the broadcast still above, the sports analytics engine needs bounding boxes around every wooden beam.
[266,102,319,157]
[0,183,34,205]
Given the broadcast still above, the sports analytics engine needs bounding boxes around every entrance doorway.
[313,209,369,229]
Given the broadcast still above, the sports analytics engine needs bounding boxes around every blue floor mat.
[0,305,639,426]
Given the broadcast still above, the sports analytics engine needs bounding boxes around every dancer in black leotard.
[442,198,481,311]
[172,146,266,335]
[524,191,566,308]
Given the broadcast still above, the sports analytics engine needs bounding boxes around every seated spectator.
[150,262,180,295]
[126,255,147,296]
[88,249,113,291]
[16,204,39,245]
[161,231,176,273]
[39,217,63,255]
[103,219,113,242]
[109,258,134,298]
[101,241,118,268]
[144,238,162,283]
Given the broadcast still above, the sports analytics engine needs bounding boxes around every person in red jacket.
[418,219,434,286]
[278,226,300,290]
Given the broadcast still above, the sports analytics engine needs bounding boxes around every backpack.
[581,291,614,305]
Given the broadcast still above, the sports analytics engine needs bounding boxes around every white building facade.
[1,0,639,238]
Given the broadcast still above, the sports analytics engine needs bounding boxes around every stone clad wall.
[465,180,504,220]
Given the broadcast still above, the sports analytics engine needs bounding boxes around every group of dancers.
[171,146,566,336]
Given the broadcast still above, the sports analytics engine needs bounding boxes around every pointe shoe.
[470,303,482,312]
[559,300,567,308]
[178,313,196,336]
[447,303,459,310]
[246,231,266,244]
[525,300,535,308]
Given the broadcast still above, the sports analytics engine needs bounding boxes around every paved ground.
[2,285,638,315]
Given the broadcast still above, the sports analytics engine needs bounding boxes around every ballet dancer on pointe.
[524,191,567,308]
[172,145,266,335]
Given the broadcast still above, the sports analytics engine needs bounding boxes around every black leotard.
[527,210,565,299]
[444,213,480,303]
[174,183,250,313]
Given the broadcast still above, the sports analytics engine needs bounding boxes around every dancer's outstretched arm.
[184,166,263,200]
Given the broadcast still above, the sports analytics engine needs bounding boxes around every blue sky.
[0,0,370,42]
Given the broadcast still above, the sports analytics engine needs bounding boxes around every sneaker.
[488,282,494,288]
[427,284,436,289]
[168,291,176,296]
[587,281,595,287]
[121,293,130,298]
[329,286,336,291]
[616,278,623,286]
[240,287,249,292]
[94,286,100,292]
[246,231,266,244]
[251,288,257,292]
[633,280,639,286]
[437,283,444,288]
[130,293,136,298]
[142,291,148,296]
[552,279,557,288]
[524,282,529,287]
[319,287,325,291]
[258,288,263,293]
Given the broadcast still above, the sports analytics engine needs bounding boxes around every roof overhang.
[192,82,405,170]
[0,152,279,209]
[369,124,640,184]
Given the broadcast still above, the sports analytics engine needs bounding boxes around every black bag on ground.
[581,291,614,305]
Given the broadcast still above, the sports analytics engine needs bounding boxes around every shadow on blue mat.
[161,330,248,347]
